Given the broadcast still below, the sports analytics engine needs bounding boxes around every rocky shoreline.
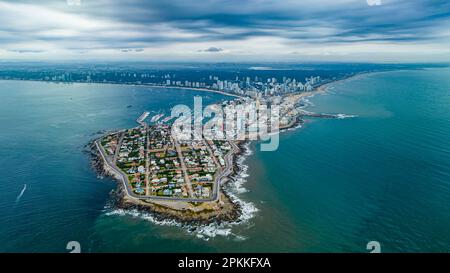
[88,137,250,226]
[87,83,355,228]
[87,99,314,226]
[86,78,353,227]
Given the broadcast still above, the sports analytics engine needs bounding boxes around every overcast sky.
[0,0,449,62]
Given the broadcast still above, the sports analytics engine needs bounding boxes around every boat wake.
[15,184,27,203]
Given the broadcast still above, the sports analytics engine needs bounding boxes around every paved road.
[203,140,222,200]
[96,134,239,203]
[97,140,226,202]
[113,133,125,164]
[210,141,238,201]
[174,139,195,198]
[95,140,136,200]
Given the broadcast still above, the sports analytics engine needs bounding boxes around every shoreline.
[277,73,368,130]
[97,139,259,240]
[0,71,374,101]
[0,78,244,98]
[87,72,366,233]
[89,137,250,226]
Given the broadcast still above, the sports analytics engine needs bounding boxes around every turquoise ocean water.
[1,68,450,252]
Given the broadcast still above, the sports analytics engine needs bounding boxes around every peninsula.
[91,76,355,224]
[93,119,244,223]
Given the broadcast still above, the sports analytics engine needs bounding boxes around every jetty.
[137,111,150,126]
[150,113,164,123]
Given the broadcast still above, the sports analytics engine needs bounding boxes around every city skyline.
[0,0,450,63]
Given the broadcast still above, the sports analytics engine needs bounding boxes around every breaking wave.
[299,97,315,109]
[230,142,252,194]
[336,113,358,119]
[104,141,258,241]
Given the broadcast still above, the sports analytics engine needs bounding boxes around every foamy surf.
[187,194,258,240]
[336,114,358,119]
[103,141,258,241]
[105,202,257,241]
[232,161,250,194]
[299,97,315,108]
[229,142,252,194]
[105,209,183,227]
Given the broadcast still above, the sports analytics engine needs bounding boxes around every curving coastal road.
[95,137,238,203]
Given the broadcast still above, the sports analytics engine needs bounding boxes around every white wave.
[248,66,288,71]
[188,190,259,240]
[230,143,252,194]
[240,142,253,156]
[232,164,249,194]
[103,141,258,241]
[193,225,233,238]
[15,184,27,203]
[228,191,259,222]
[105,209,183,227]
[233,235,247,241]
[336,114,358,119]
[105,206,255,241]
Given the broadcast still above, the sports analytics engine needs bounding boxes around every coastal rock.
[89,136,243,226]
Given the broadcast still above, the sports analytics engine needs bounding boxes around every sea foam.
[104,141,258,241]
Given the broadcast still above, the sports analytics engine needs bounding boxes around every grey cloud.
[120,48,144,53]
[0,0,450,59]
[8,49,45,53]
[198,47,223,52]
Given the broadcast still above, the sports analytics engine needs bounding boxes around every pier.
[137,111,150,126]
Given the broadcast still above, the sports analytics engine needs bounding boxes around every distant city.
[1,62,436,100]
[1,0,450,256]
[163,74,321,98]
[0,68,323,98]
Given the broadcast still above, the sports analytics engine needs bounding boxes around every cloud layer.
[0,0,450,62]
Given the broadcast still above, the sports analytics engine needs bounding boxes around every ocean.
[1,68,450,252]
